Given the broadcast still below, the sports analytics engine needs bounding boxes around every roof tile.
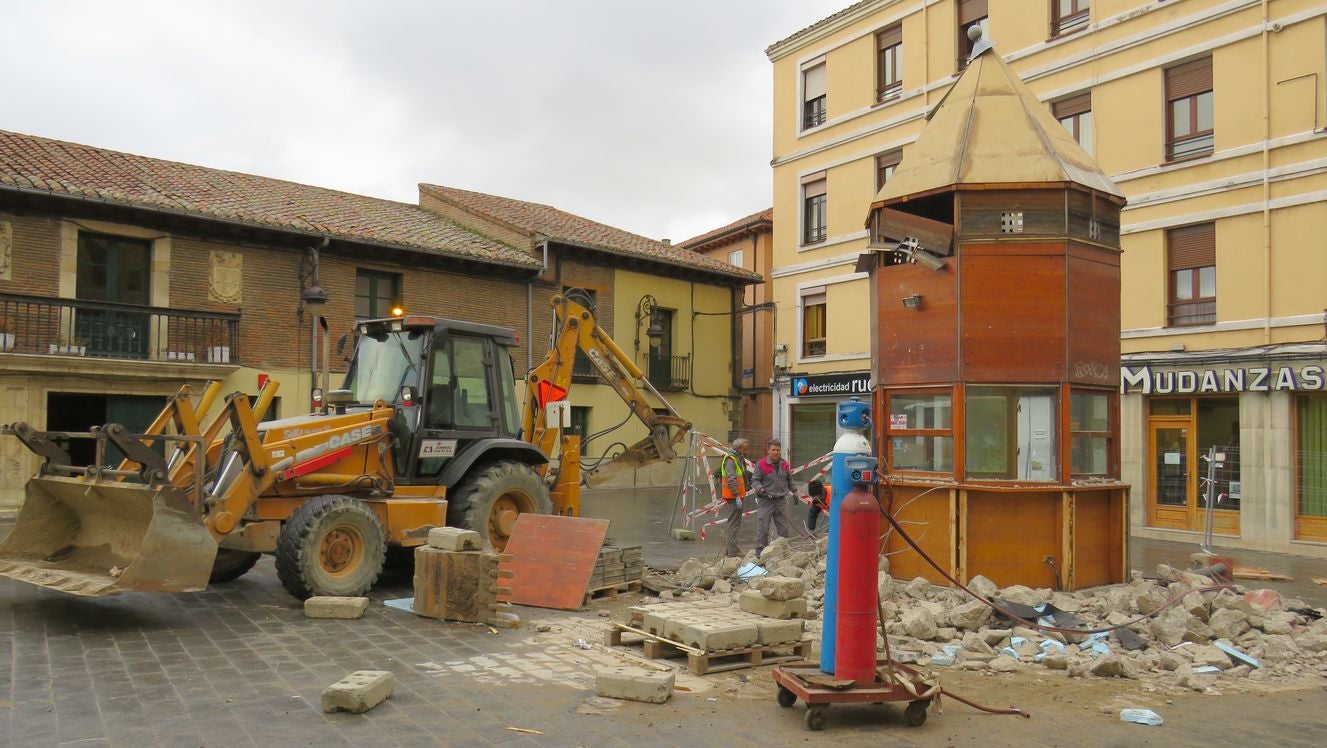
[678,208,773,250]
[0,129,539,268]
[420,184,759,282]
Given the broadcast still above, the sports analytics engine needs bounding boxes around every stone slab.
[738,590,808,619]
[595,667,674,704]
[678,620,760,651]
[322,670,394,713]
[303,596,369,619]
[754,617,805,645]
[426,526,482,551]
[753,576,805,601]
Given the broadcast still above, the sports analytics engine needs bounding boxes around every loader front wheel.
[275,496,387,600]
[209,549,261,583]
[451,461,552,551]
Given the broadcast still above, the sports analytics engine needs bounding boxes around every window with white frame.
[802,59,827,130]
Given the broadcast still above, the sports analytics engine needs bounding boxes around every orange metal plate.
[503,514,610,610]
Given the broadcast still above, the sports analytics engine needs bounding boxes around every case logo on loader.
[326,426,380,451]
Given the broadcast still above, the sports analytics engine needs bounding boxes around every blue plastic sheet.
[1120,708,1164,726]
[736,562,767,580]
[1214,641,1261,669]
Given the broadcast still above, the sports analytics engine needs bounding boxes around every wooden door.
[1148,418,1193,529]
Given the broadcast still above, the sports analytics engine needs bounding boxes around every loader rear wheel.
[275,496,386,600]
[450,461,552,551]
[209,549,261,583]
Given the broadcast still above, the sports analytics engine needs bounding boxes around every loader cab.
[343,316,532,485]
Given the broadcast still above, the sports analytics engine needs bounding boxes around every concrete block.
[753,576,804,601]
[754,617,805,645]
[426,526,482,551]
[322,670,394,713]
[413,546,508,624]
[671,528,697,541]
[595,667,674,704]
[738,590,808,619]
[303,596,369,620]
[678,620,759,651]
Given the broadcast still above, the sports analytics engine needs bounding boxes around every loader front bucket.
[0,476,218,596]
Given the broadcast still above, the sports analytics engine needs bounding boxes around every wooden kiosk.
[858,39,1129,591]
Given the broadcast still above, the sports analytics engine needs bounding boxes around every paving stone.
[677,620,759,651]
[595,667,674,704]
[738,590,808,619]
[753,617,804,645]
[427,526,482,551]
[321,670,395,713]
[303,596,370,619]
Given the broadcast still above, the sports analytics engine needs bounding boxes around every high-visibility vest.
[720,455,747,500]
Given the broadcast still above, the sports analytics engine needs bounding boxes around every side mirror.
[399,385,417,407]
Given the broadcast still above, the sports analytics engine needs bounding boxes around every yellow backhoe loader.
[0,293,688,599]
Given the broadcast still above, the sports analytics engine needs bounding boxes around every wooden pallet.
[582,580,643,606]
[606,627,809,675]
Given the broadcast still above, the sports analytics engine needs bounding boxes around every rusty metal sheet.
[503,514,610,610]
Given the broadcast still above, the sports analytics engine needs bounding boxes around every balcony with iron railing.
[645,353,690,392]
[0,293,241,366]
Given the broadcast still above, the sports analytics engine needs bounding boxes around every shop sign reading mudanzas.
[790,372,873,397]
[1120,364,1325,394]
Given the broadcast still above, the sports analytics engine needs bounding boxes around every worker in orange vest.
[719,438,751,558]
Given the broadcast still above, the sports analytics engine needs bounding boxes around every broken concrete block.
[671,528,697,541]
[1212,590,1254,614]
[901,607,939,641]
[1149,607,1191,647]
[322,670,394,713]
[1134,588,1167,615]
[754,617,805,645]
[678,620,759,651]
[904,577,932,599]
[1048,592,1082,613]
[961,632,994,655]
[988,655,1019,673]
[596,667,674,704]
[753,576,804,601]
[303,596,370,620]
[426,526,482,551]
[412,546,512,625]
[711,579,732,594]
[1188,645,1232,670]
[949,599,992,631]
[738,589,807,619]
[1244,589,1284,612]
[1040,653,1070,670]
[1256,634,1300,664]
[1260,612,1297,636]
[965,575,999,600]
[998,585,1049,607]
[1208,608,1251,640]
[1090,655,1138,679]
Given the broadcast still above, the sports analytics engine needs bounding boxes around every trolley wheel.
[776,686,796,708]
[905,700,929,727]
[805,704,828,731]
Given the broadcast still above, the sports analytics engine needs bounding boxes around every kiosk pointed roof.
[871,42,1122,207]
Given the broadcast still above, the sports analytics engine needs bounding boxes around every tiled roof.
[0,130,540,268]
[766,0,873,56]
[679,208,773,251]
[419,184,760,283]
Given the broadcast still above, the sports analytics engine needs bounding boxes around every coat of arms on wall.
[208,250,243,304]
[0,220,12,281]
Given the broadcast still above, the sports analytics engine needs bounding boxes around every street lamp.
[634,294,665,352]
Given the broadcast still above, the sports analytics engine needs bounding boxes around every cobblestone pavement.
[2,554,1326,748]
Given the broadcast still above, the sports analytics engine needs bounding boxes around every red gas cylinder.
[834,484,881,683]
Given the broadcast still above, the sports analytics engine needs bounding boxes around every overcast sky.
[1,1,847,244]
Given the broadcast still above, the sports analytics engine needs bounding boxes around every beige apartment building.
[767,0,1327,556]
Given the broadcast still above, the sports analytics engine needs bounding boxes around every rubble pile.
[657,538,1327,691]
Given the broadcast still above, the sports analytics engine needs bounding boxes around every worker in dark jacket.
[806,478,830,532]
[751,439,795,557]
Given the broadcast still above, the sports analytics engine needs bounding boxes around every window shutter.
[1053,92,1091,119]
[802,171,827,198]
[877,25,902,49]
[876,149,903,170]
[959,0,988,25]
[1166,58,1212,101]
[1167,223,1215,270]
[803,62,827,99]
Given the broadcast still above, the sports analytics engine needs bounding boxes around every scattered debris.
[1119,708,1164,726]
[572,639,593,650]
[505,727,543,735]
[321,671,394,714]
[1233,565,1293,582]
[304,596,370,620]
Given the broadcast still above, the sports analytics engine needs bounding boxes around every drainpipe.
[1261,0,1272,345]
[528,235,550,371]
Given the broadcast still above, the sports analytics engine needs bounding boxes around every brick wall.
[528,251,616,357]
[0,213,62,296]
